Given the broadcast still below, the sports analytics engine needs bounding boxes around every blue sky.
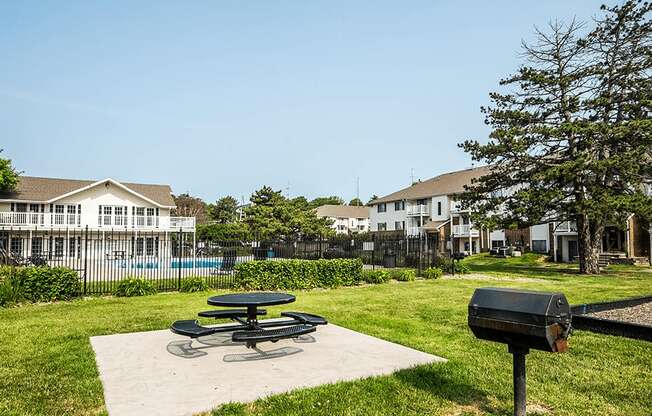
[1,1,603,204]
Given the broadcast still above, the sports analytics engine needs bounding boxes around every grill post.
[508,345,529,416]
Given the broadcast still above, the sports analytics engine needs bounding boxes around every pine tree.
[459,1,651,274]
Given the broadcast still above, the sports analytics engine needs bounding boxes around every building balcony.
[452,224,479,237]
[450,202,470,213]
[407,205,429,216]
[554,221,577,234]
[0,212,195,231]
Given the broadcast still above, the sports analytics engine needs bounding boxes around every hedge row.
[234,258,363,290]
[0,266,81,306]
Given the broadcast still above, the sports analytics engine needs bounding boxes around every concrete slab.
[90,322,446,416]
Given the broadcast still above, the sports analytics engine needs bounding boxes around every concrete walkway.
[91,322,446,416]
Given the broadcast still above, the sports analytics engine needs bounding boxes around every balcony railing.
[555,221,577,233]
[450,202,470,213]
[452,224,479,237]
[407,205,429,216]
[0,212,79,227]
[0,212,195,230]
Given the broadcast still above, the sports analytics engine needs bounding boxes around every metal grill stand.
[508,345,529,416]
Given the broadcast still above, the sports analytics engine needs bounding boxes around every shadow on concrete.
[293,334,316,344]
[394,365,501,414]
[223,346,303,362]
[166,332,244,359]
[167,332,309,361]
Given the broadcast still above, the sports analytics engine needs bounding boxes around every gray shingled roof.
[315,204,370,219]
[0,176,176,207]
[370,165,492,205]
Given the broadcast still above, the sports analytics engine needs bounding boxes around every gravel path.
[587,301,652,326]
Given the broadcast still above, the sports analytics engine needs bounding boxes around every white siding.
[369,201,407,231]
[430,196,449,222]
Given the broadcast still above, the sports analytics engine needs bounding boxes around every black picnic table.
[207,292,296,329]
[171,291,327,348]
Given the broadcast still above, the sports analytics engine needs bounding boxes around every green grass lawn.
[1,254,651,416]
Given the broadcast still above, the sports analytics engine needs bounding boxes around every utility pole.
[410,168,414,185]
[356,176,360,202]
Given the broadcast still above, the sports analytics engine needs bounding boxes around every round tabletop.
[207,292,296,307]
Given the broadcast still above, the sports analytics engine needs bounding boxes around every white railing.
[452,224,479,237]
[450,201,469,213]
[555,221,577,233]
[0,212,80,227]
[407,205,429,216]
[169,216,196,230]
[0,211,196,230]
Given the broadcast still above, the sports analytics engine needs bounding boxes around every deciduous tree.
[0,150,19,192]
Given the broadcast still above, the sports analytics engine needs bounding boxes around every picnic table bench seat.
[198,309,267,319]
[281,311,328,326]
[232,324,315,343]
[171,320,217,338]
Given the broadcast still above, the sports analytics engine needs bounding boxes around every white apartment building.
[369,166,651,262]
[369,166,499,254]
[0,176,195,260]
[315,205,370,235]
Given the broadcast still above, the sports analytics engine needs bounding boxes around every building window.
[532,240,547,253]
[377,222,387,231]
[114,206,125,226]
[416,199,427,206]
[395,221,404,230]
[10,237,23,256]
[53,205,65,225]
[31,237,43,256]
[54,237,64,258]
[394,201,405,211]
[491,240,504,248]
[135,238,144,256]
[146,237,155,256]
[15,203,27,212]
[437,201,442,216]
[377,203,386,213]
[103,206,113,226]
[67,205,77,225]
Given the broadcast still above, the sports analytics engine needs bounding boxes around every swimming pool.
[116,259,223,269]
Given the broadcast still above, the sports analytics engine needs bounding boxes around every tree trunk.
[578,218,603,274]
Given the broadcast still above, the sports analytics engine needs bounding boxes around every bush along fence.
[0,226,440,295]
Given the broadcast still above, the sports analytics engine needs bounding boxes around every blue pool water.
[117,259,223,269]
[170,259,222,269]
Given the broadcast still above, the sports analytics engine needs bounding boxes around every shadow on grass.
[394,365,504,415]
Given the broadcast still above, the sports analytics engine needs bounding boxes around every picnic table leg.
[246,306,258,328]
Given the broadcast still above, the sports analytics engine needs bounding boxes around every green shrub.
[11,267,80,302]
[0,267,22,307]
[180,276,208,293]
[234,258,363,290]
[391,268,416,282]
[422,267,443,279]
[362,269,390,284]
[432,257,471,274]
[114,278,156,297]
[455,262,471,274]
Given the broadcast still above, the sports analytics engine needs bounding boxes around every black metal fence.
[0,226,439,295]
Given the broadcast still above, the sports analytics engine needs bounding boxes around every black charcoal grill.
[468,288,572,416]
